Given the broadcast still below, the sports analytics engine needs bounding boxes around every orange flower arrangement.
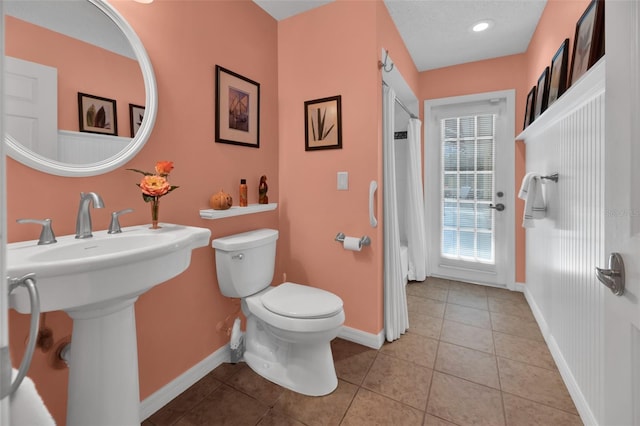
[128,161,179,228]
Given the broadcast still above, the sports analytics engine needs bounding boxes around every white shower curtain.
[406,118,428,281]
[383,84,409,342]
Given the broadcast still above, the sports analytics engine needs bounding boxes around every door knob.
[595,252,625,296]
[489,203,505,211]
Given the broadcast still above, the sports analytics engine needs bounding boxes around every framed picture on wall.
[215,65,260,148]
[129,104,145,137]
[547,38,570,108]
[78,92,118,136]
[523,86,536,130]
[304,95,342,151]
[568,0,605,86]
[533,67,550,120]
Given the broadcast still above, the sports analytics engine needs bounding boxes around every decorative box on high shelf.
[199,203,277,220]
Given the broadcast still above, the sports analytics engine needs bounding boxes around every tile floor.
[143,278,583,426]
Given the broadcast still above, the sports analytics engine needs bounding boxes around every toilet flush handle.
[232,253,244,260]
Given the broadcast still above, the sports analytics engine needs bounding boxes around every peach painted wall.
[525,0,591,92]
[5,0,593,424]
[418,0,590,284]
[418,54,528,283]
[275,0,418,336]
[6,17,143,136]
[7,1,279,424]
[277,0,384,334]
[376,1,420,100]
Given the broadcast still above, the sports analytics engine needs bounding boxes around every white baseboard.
[523,287,597,426]
[139,345,230,421]
[338,325,385,349]
[141,325,384,420]
[508,281,526,292]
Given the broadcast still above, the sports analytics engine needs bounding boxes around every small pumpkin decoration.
[210,189,233,210]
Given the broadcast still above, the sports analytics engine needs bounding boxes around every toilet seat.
[243,283,345,333]
[261,282,343,319]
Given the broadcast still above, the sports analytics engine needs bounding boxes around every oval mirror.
[3,0,157,177]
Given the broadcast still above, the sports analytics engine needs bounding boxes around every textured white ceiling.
[253,0,547,72]
[384,0,547,71]
[253,0,335,20]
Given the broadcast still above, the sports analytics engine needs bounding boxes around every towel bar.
[541,173,559,183]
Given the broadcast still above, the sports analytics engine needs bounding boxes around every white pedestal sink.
[7,223,211,426]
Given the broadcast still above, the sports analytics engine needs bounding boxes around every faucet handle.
[17,218,57,245]
[108,209,134,234]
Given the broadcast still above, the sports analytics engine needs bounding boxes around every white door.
[425,90,515,288]
[602,2,640,424]
[4,56,57,159]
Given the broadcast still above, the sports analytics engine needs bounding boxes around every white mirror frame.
[4,0,157,177]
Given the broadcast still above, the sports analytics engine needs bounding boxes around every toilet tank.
[212,228,278,297]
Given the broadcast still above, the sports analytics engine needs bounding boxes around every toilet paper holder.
[335,232,371,247]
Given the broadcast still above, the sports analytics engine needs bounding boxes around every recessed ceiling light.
[472,20,493,33]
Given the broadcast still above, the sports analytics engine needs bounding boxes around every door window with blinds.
[441,114,495,263]
[425,90,514,287]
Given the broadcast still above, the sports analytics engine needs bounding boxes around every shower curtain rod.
[382,81,418,119]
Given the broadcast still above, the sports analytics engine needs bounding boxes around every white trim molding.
[140,345,230,421]
[524,287,597,426]
[338,326,385,350]
[141,325,384,420]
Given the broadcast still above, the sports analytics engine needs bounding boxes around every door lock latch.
[595,252,625,296]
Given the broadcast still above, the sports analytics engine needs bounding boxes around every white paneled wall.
[518,60,605,425]
[58,130,131,164]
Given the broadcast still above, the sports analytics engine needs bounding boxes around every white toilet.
[212,228,345,396]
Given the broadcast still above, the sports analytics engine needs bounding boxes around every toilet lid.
[261,282,343,319]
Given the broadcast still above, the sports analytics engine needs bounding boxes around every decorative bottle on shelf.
[239,179,248,207]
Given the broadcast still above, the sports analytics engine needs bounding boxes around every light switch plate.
[337,171,348,190]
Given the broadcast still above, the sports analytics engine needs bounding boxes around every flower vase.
[150,199,160,229]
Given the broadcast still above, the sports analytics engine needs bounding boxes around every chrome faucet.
[75,192,105,239]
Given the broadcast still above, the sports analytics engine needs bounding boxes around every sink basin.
[8,223,211,313]
[6,223,211,426]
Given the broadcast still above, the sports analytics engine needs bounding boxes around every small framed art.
[523,86,536,130]
[304,95,342,151]
[129,104,145,137]
[533,67,550,120]
[78,92,118,135]
[215,65,260,148]
[569,0,605,86]
[547,38,570,108]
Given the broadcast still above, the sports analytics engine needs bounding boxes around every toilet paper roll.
[343,236,362,252]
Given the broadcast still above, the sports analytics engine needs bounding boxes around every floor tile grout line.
[492,318,509,426]
[442,315,493,332]
[150,277,575,426]
[432,344,502,390]
[499,388,583,417]
[494,352,561,373]
[423,335,442,422]
[492,332,560,372]
[336,384,360,426]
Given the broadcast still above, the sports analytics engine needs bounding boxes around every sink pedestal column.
[66,297,141,426]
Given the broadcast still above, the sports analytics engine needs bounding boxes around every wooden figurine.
[259,175,268,204]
